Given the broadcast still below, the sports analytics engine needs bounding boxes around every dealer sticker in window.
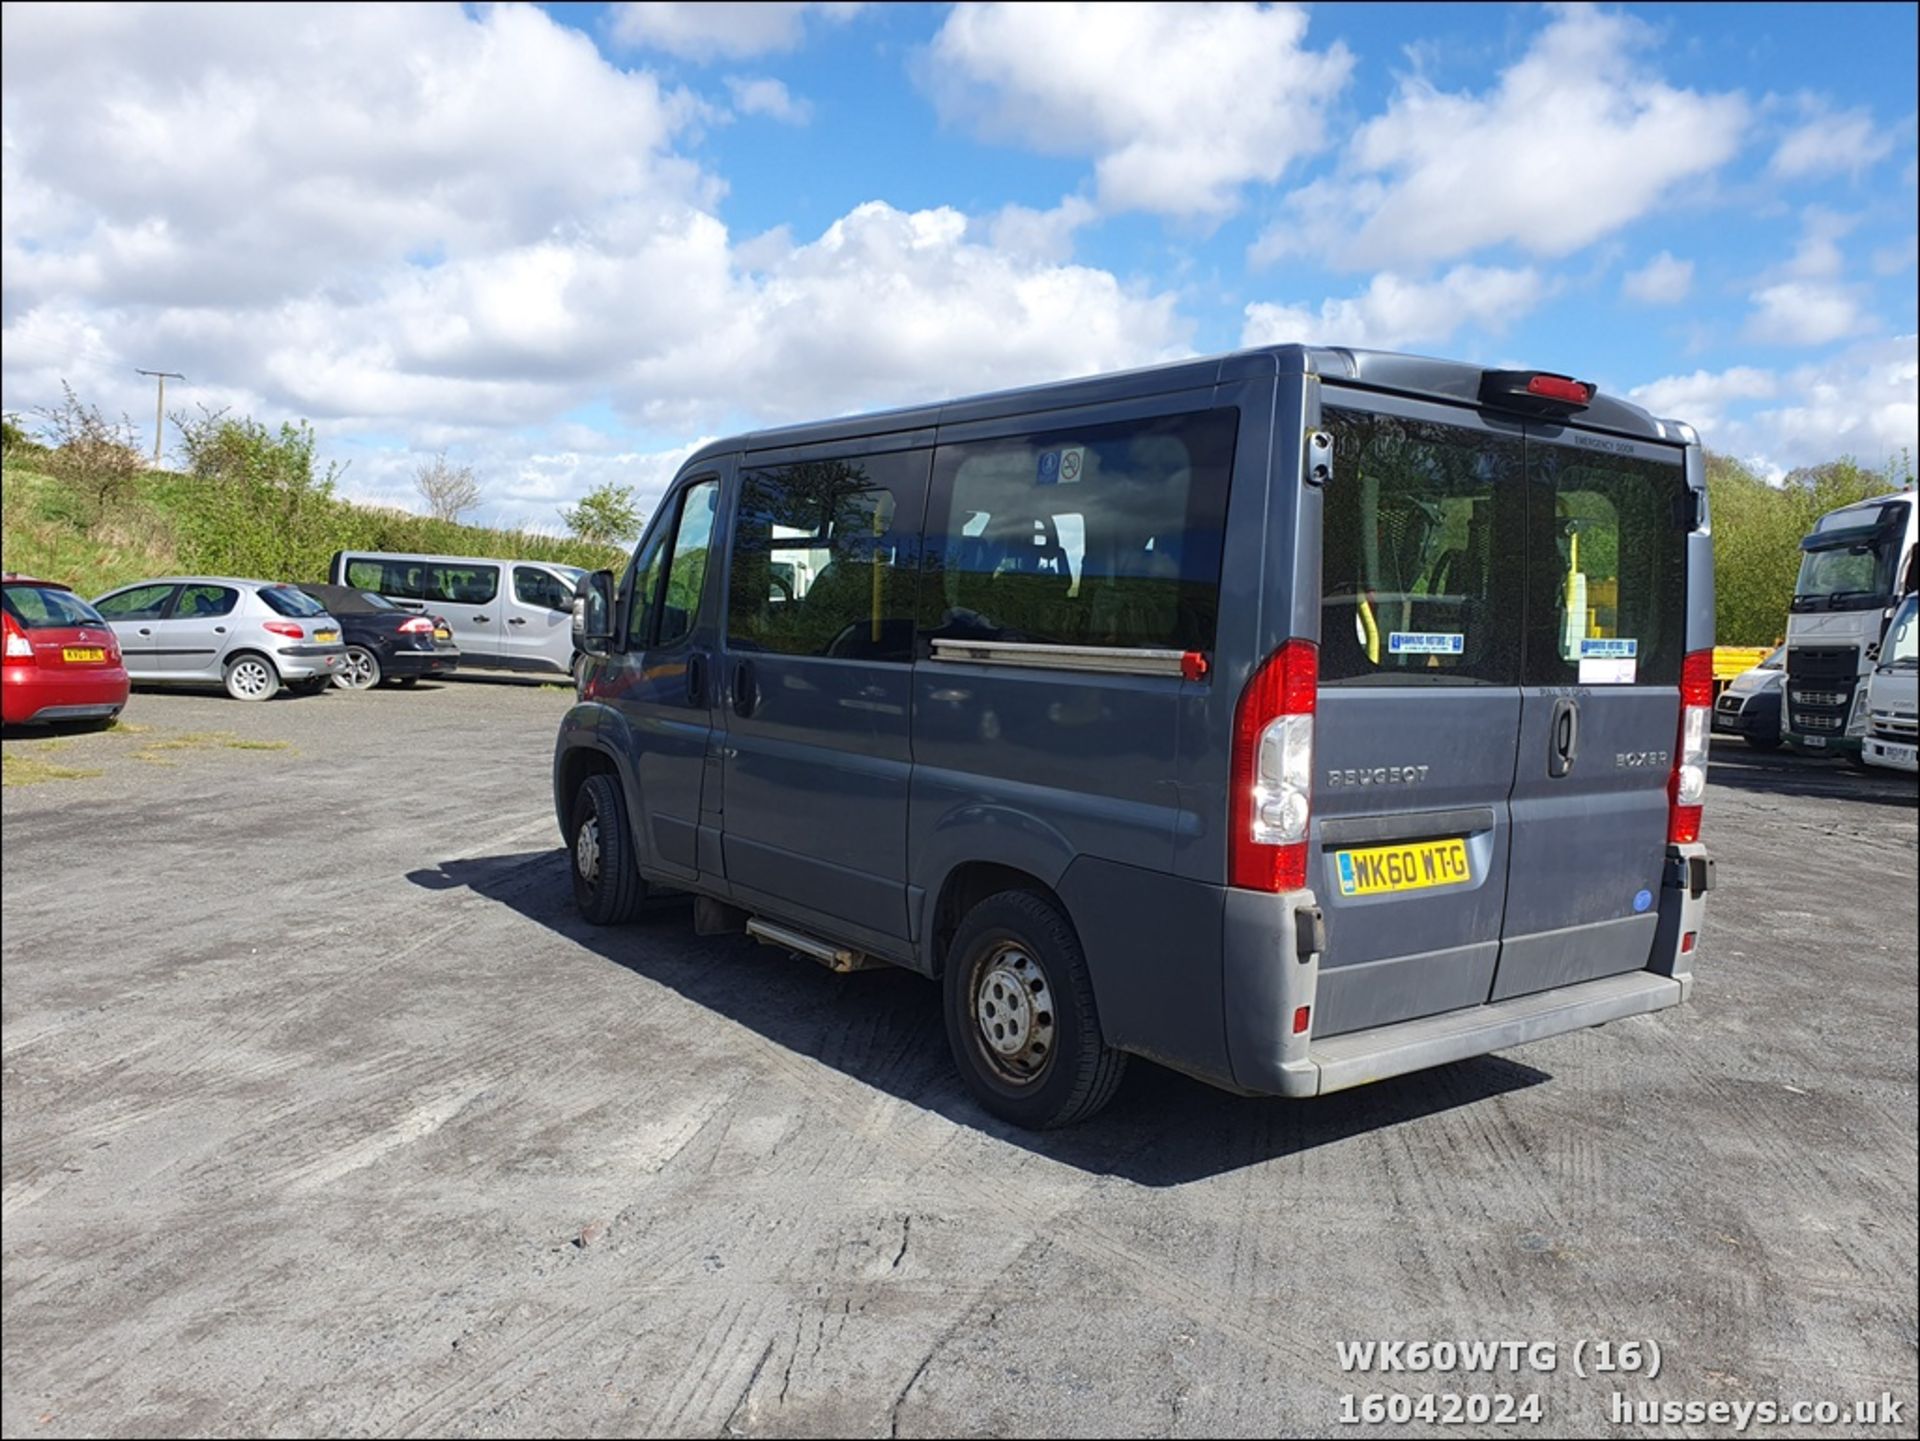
[1578,637,1638,658]
[1388,631,1464,656]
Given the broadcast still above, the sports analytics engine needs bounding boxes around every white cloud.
[1628,366,1778,432]
[1771,102,1897,180]
[608,2,865,62]
[1630,338,1918,475]
[725,76,812,125]
[1253,6,1748,269]
[924,2,1352,218]
[1241,266,1551,352]
[1744,281,1868,347]
[1622,251,1694,305]
[1,4,1190,528]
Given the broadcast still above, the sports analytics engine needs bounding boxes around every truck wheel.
[569,773,643,924]
[943,889,1126,1130]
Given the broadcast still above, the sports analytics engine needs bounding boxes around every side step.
[744,917,881,974]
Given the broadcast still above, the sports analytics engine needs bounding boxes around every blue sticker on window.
[1580,638,1638,659]
[1633,888,1653,913]
[1036,450,1060,485]
[1388,631,1465,656]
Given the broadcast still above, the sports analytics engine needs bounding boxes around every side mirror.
[573,570,616,655]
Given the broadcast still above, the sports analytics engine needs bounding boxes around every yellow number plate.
[62,647,106,663]
[1335,837,1471,897]
[434,627,450,640]
[314,629,339,644]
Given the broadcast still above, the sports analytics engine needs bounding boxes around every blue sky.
[3,2,1915,528]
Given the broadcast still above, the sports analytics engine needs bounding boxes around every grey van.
[554,345,1715,1128]
[330,551,584,680]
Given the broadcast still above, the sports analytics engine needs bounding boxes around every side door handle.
[214,626,227,634]
[507,617,527,626]
[686,652,708,706]
[475,614,491,624]
[731,659,758,718]
[1548,697,1580,777]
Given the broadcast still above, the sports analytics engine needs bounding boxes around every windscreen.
[1793,502,1908,610]
[3,585,104,629]
[260,585,330,618]
[1885,597,1919,669]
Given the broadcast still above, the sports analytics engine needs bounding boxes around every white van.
[329,551,585,680]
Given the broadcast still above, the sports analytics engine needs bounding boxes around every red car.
[2,574,132,728]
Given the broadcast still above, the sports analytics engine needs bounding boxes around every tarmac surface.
[3,681,1915,1436]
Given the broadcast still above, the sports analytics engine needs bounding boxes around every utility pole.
[135,369,185,465]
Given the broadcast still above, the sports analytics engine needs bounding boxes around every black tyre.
[1744,733,1781,751]
[569,773,644,925]
[223,652,280,702]
[943,889,1126,1130]
[334,645,381,690]
[396,676,420,689]
[1844,750,1871,771]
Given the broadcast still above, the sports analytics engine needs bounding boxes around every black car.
[297,584,460,691]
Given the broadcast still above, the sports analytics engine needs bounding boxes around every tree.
[414,450,481,522]
[561,481,643,547]
[32,382,146,520]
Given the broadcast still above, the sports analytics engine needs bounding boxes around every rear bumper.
[387,648,460,678]
[1279,972,1684,1097]
[274,644,347,679]
[1220,843,1709,1099]
[2,666,131,724]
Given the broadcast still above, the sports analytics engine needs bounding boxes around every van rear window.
[920,409,1236,653]
[1320,408,1524,687]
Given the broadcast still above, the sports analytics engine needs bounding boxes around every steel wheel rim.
[972,943,1056,1084]
[230,659,273,698]
[575,815,601,888]
[340,647,376,689]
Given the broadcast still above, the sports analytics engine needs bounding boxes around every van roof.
[333,551,584,571]
[682,343,1691,470]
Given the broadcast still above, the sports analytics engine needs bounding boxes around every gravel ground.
[3,680,1915,1438]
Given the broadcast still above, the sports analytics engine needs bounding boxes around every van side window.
[1523,447,1686,687]
[726,452,928,662]
[920,410,1235,652]
[1320,407,1524,687]
[656,479,719,648]
[345,559,387,591]
[513,566,573,612]
[625,522,672,647]
[423,564,499,606]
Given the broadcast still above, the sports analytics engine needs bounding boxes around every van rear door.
[1310,395,1526,1037]
[1492,432,1690,999]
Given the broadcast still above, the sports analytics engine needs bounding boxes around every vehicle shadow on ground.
[410,849,1551,1187]
[1707,740,1917,808]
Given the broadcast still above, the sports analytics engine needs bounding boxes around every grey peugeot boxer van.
[554,345,1715,1129]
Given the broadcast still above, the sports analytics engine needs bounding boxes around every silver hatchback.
[91,577,348,701]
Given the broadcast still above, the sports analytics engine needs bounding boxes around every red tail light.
[1668,650,1712,844]
[3,611,33,663]
[262,621,304,639]
[398,617,434,634]
[1230,639,1318,891]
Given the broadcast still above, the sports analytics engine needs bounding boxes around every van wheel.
[570,773,643,924]
[943,890,1126,1130]
[224,653,280,702]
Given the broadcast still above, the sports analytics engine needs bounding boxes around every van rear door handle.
[732,659,758,718]
[1548,697,1579,777]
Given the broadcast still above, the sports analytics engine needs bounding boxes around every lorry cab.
[1782,493,1917,758]
[1862,592,1919,773]
[554,345,1714,1128]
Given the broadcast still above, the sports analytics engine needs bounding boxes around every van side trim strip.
[928,638,1191,677]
